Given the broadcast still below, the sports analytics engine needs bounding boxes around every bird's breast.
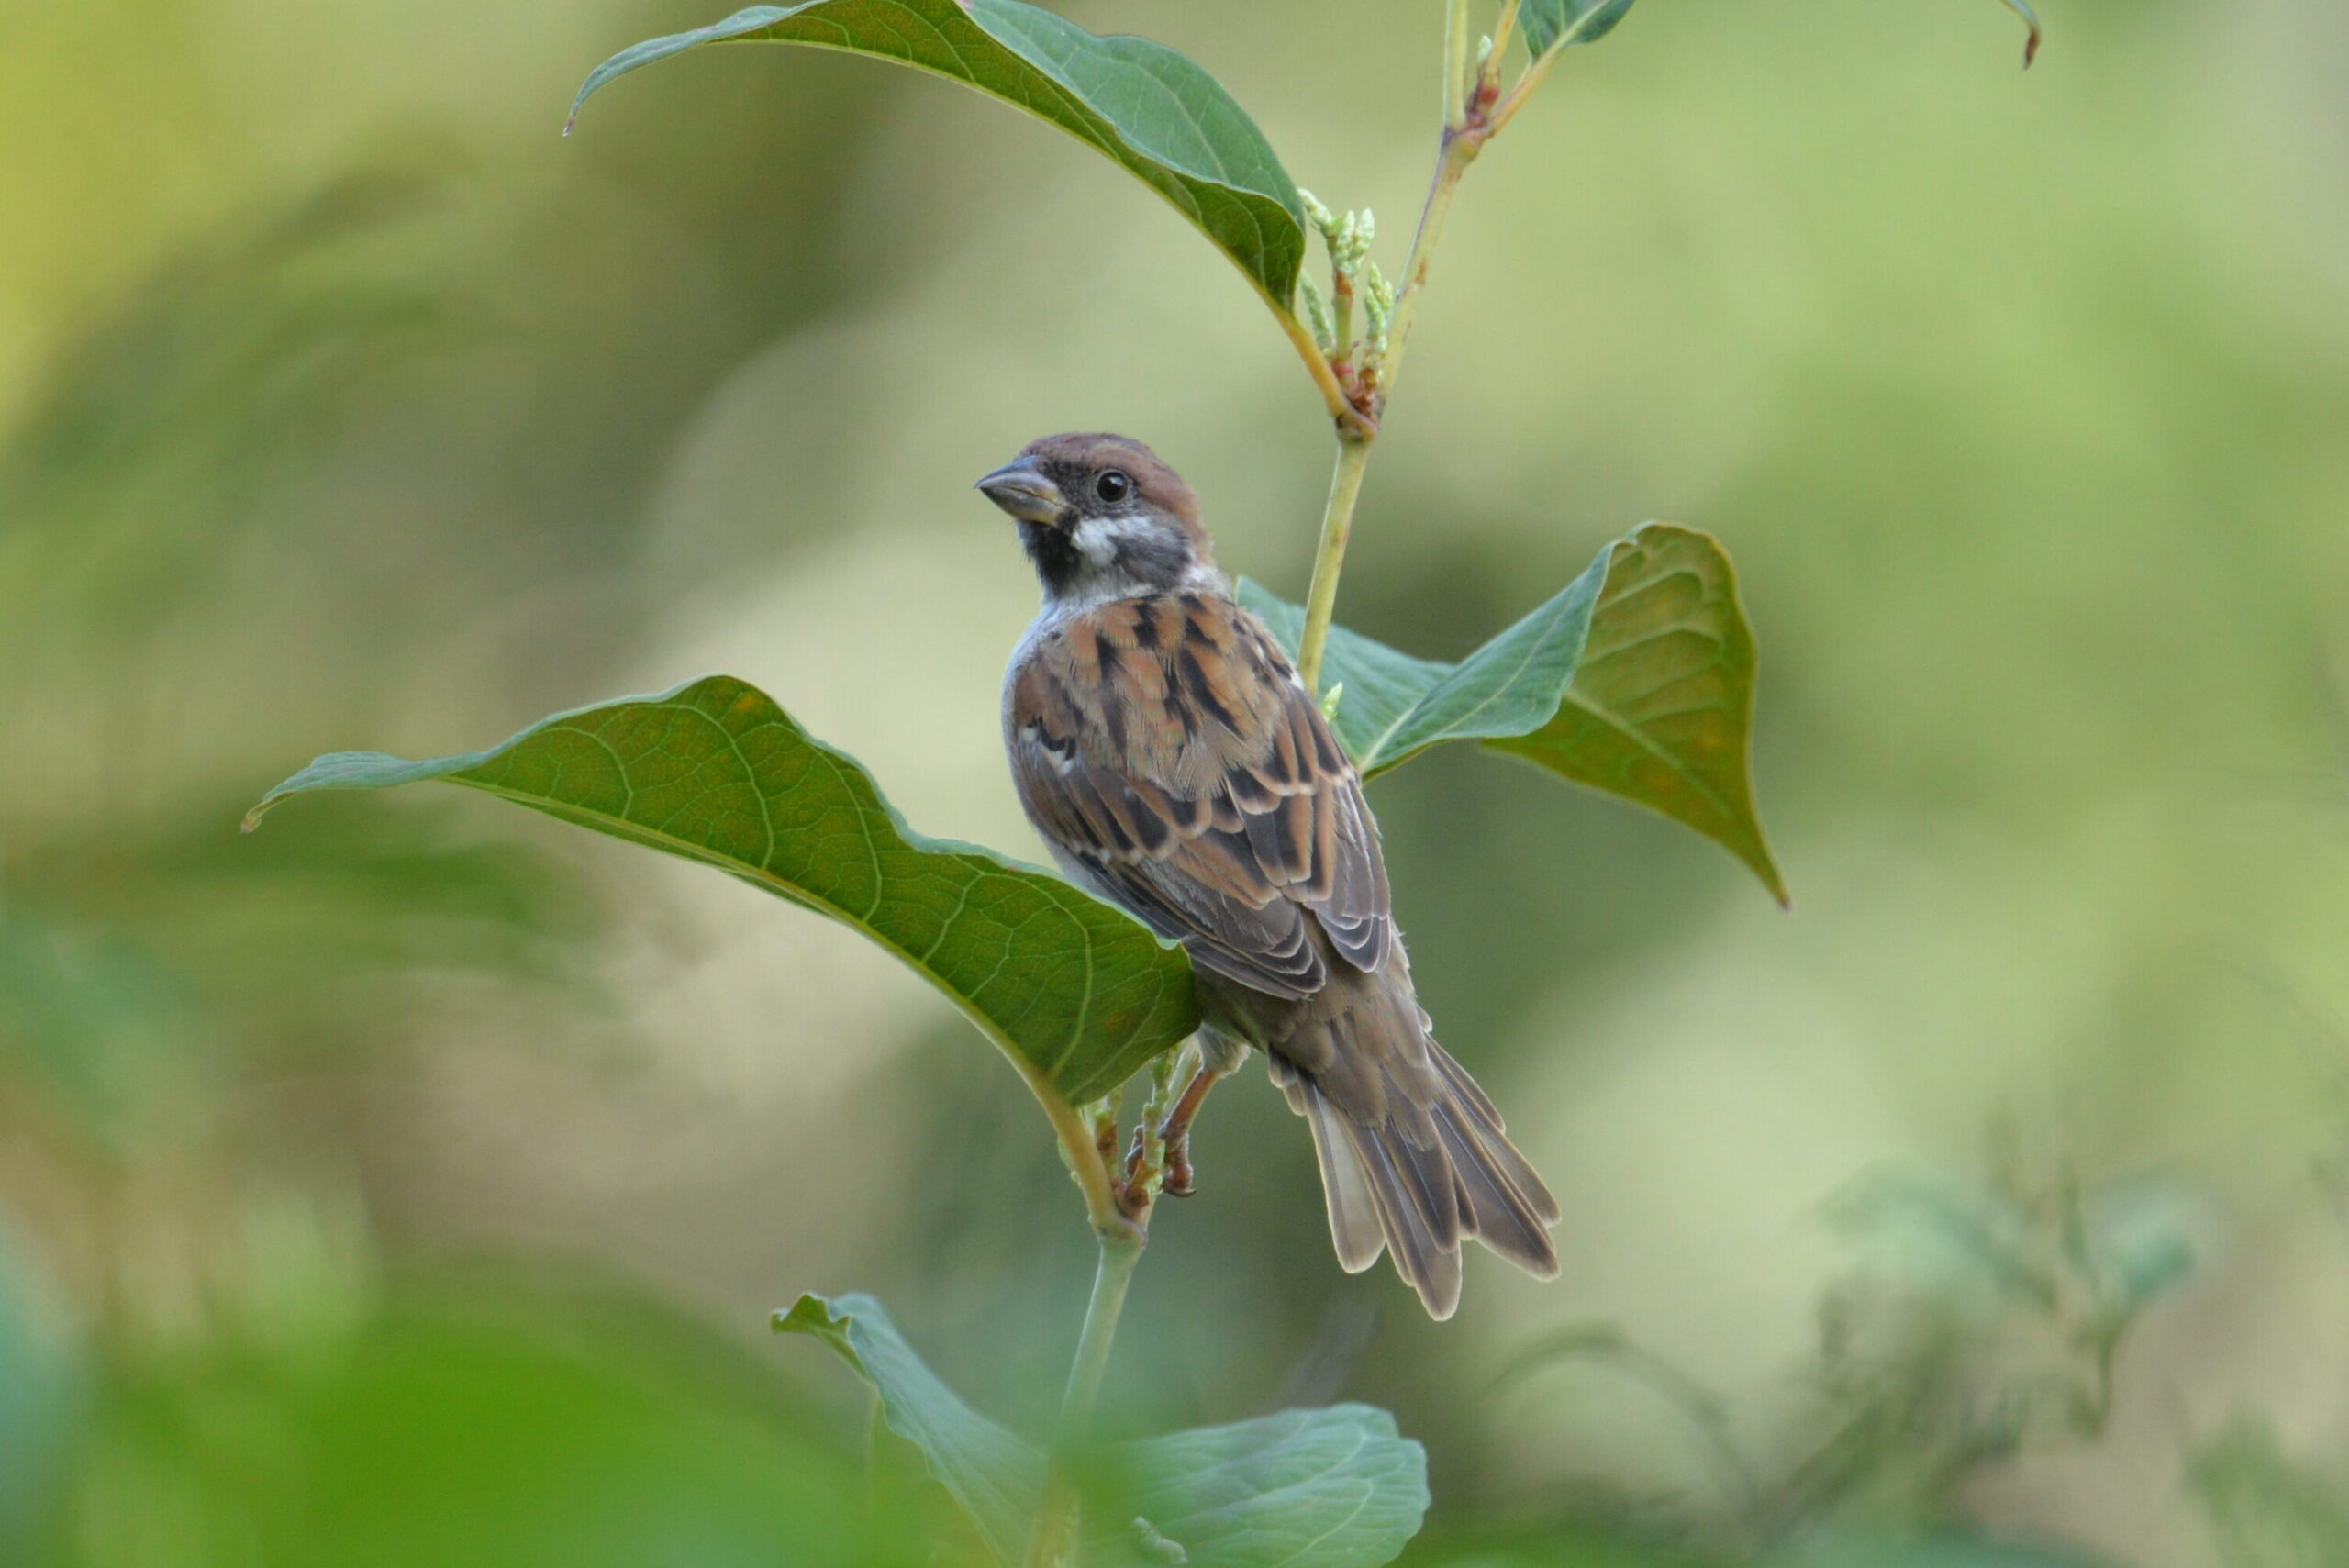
[1008,591,1292,795]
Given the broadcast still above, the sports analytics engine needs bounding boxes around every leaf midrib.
[1359,584,1595,772]
[1539,690,1740,825]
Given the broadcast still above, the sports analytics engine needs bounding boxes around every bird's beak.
[974,456,1065,525]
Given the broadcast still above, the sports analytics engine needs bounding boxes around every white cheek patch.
[1071,517,1120,567]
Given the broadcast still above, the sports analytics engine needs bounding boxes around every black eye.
[1094,470,1132,504]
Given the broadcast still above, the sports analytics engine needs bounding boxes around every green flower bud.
[1300,275,1337,356]
[1297,188,1340,240]
[1364,261,1395,345]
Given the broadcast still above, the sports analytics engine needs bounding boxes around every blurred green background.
[5,2,2347,1564]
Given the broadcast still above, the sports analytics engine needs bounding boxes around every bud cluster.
[1297,188,1399,399]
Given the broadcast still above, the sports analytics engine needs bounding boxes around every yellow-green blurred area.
[4,0,2347,1564]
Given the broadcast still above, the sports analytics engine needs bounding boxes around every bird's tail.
[1268,1040,1561,1320]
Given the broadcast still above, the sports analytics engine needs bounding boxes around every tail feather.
[1297,1084,1385,1273]
[1421,1027,1505,1128]
[1274,1047,1553,1320]
[1431,1102,1560,1278]
[1428,1040,1562,1226]
[1378,1086,1463,1255]
[1341,1115,1464,1320]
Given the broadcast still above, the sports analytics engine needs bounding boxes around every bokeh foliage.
[3,1,2346,1566]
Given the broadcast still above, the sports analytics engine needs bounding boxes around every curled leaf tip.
[1998,0,2043,69]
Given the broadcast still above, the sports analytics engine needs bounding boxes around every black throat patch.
[1019,517,1085,598]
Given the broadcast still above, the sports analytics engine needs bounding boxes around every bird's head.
[976,432,1218,606]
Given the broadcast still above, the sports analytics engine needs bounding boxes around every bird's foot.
[1153,1063,1221,1199]
[1163,1135,1197,1198]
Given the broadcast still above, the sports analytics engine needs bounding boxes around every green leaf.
[1244,550,1609,780]
[244,675,1198,1106]
[1241,524,1787,906]
[1521,0,1640,57]
[1092,1406,1430,1568]
[1489,526,1786,905]
[779,1296,1428,1568]
[568,2,1307,309]
[777,1293,1045,1567]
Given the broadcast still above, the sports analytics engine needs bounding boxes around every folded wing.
[1007,591,1390,993]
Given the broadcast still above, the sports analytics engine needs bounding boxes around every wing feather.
[1007,592,1394,993]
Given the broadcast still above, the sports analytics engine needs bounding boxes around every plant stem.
[1372,128,1479,402]
[1056,1229,1144,1444]
[1294,121,1483,692]
[1442,0,1471,126]
[1486,0,1526,83]
[1021,1063,1141,1243]
[1275,303,1357,428]
[1013,1054,1163,1566]
[1025,1225,1146,1567]
[1296,436,1375,692]
[1486,48,1562,138]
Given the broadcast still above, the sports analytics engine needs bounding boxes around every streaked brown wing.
[1006,592,1392,997]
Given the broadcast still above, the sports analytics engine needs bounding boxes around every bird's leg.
[1121,1122,1152,1194]
[1156,1065,1223,1198]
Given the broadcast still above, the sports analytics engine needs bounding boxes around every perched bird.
[977,432,1561,1318]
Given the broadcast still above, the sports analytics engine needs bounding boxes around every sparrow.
[977,432,1561,1319]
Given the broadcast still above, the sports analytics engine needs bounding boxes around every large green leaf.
[778,1294,1044,1567]
[1490,526,1785,904]
[778,1293,1428,1568]
[243,675,1198,1105]
[1241,524,1786,906]
[1093,1407,1429,1568]
[568,2,1307,309]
